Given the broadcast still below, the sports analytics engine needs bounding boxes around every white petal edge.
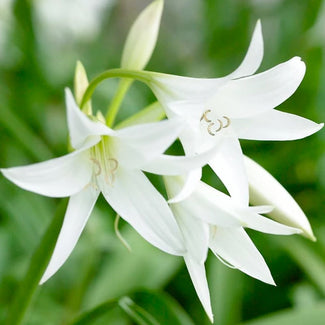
[209,227,275,285]
[101,167,186,255]
[184,256,213,323]
[65,88,115,149]
[1,148,92,198]
[40,185,99,284]
[229,20,264,79]
[233,110,324,140]
[209,57,306,119]
[244,155,315,240]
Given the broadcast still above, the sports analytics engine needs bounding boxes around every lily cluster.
[1,0,323,322]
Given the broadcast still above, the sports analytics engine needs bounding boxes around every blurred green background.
[0,0,325,324]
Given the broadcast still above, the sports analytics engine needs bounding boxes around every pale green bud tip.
[121,0,164,70]
[74,60,92,115]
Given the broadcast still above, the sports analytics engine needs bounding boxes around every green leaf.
[5,199,68,325]
[207,257,243,325]
[119,297,160,325]
[275,236,325,296]
[239,302,325,325]
[130,290,195,325]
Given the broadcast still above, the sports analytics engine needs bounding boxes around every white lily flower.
[164,175,302,322]
[1,89,217,284]
[244,155,316,240]
[133,21,323,204]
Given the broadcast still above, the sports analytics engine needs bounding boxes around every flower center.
[200,109,231,136]
[90,137,118,186]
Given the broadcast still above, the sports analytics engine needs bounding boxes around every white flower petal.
[233,110,323,140]
[244,156,315,240]
[101,168,185,255]
[165,177,239,227]
[121,0,163,70]
[1,149,92,198]
[208,136,249,206]
[150,73,227,108]
[141,144,216,176]
[113,119,183,167]
[184,256,213,323]
[168,100,204,122]
[167,168,202,203]
[65,88,115,149]
[248,205,274,214]
[40,186,99,284]
[209,227,275,285]
[210,57,306,119]
[229,20,264,79]
[238,210,302,235]
[172,205,209,263]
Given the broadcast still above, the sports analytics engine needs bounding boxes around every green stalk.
[80,69,153,110]
[5,199,68,325]
[106,79,133,127]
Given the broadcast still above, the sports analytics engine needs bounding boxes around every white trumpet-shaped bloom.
[1,89,216,284]
[137,21,323,204]
[164,176,301,322]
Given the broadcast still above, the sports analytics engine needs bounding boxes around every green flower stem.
[80,69,153,111]
[5,199,68,325]
[106,79,133,127]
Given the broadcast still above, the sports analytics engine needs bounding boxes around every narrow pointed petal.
[209,227,275,285]
[101,168,185,255]
[141,144,216,176]
[239,210,302,235]
[184,256,213,322]
[248,205,274,214]
[113,119,183,168]
[172,205,209,263]
[40,186,99,284]
[210,57,306,119]
[1,149,92,198]
[233,110,324,140]
[209,136,249,206]
[229,20,264,79]
[65,88,114,149]
[121,0,163,70]
[244,156,315,240]
[165,177,239,227]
